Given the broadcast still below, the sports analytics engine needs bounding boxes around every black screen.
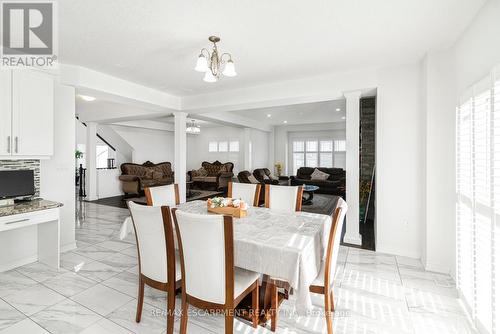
[0,170,35,199]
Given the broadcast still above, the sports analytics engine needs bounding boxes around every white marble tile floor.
[0,202,477,334]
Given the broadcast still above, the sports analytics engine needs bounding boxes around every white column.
[268,127,275,173]
[85,122,98,201]
[343,90,362,245]
[243,128,251,171]
[174,112,187,203]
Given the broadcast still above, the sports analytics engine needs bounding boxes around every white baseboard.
[424,260,451,275]
[0,255,38,273]
[343,233,362,246]
[60,241,77,253]
[375,245,421,259]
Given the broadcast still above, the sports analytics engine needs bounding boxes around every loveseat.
[290,167,345,196]
[119,161,174,195]
[189,161,234,190]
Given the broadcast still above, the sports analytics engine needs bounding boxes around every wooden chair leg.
[270,284,278,332]
[330,291,335,312]
[324,292,333,334]
[166,285,176,334]
[135,277,145,322]
[225,310,234,334]
[252,281,259,328]
[179,294,188,334]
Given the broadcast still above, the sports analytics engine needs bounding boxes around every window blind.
[456,71,499,334]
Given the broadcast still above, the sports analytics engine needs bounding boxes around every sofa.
[290,167,345,196]
[119,161,174,195]
[189,161,234,190]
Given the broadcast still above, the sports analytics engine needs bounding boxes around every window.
[209,140,239,152]
[218,141,228,152]
[334,140,346,152]
[209,141,218,152]
[229,141,239,152]
[292,138,335,170]
[456,74,499,334]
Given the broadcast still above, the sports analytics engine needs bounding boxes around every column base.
[343,233,362,246]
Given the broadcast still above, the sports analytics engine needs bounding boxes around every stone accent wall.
[360,97,376,182]
[0,160,40,197]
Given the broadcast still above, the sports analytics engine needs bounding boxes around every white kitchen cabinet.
[0,71,12,155]
[0,69,54,158]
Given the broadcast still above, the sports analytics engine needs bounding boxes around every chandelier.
[194,36,237,83]
[186,119,201,134]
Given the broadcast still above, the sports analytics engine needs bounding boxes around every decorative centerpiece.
[207,197,248,218]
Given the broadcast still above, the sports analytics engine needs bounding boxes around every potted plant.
[274,162,283,177]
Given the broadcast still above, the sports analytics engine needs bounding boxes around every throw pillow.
[269,175,279,181]
[310,168,329,181]
[263,174,270,180]
[248,175,260,184]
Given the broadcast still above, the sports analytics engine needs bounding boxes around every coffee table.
[302,185,319,205]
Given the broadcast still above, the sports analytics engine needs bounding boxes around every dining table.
[120,200,333,315]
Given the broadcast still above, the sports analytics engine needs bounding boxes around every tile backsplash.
[0,160,40,197]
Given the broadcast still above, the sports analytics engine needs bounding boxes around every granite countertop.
[0,199,63,217]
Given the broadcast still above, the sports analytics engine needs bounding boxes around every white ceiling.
[232,100,346,126]
[60,0,486,97]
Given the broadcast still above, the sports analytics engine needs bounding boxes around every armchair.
[253,168,280,185]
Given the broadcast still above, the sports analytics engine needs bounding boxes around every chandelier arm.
[219,53,233,64]
[199,48,211,58]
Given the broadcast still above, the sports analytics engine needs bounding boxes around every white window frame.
[292,138,334,170]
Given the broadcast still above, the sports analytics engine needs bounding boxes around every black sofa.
[290,167,345,196]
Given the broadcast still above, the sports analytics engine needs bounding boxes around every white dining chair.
[171,209,260,334]
[128,201,181,334]
[264,184,303,212]
[309,198,348,334]
[227,181,261,207]
[144,184,179,207]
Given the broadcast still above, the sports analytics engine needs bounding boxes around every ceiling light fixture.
[341,116,346,120]
[79,95,96,102]
[195,36,237,83]
[283,120,288,124]
[186,119,201,134]
[336,108,341,111]
[267,114,272,118]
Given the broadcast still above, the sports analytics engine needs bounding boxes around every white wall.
[376,63,424,258]
[111,125,175,164]
[40,84,76,252]
[187,126,244,172]
[250,129,269,170]
[421,49,457,274]
[420,0,500,275]
[454,0,500,94]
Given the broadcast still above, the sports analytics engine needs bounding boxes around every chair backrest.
[324,198,348,287]
[264,184,303,212]
[127,202,176,284]
[172,209,233,305]
[228,182,261,207]
[145,184,179,207]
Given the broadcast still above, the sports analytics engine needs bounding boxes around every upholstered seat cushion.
[192,176,218,183]
[234,267,260,298]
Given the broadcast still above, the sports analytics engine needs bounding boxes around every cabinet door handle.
[6,218,30,225]
[7,136,10,153]
[15,136,18,153]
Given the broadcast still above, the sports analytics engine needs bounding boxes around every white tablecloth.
[120,200,332,311]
